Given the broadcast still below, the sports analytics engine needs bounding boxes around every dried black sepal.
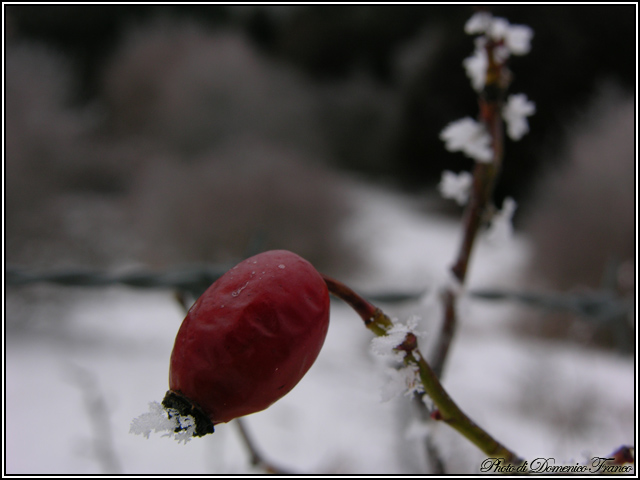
[162,390,214,437]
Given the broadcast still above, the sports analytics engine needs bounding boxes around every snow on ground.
[4,182,635,474]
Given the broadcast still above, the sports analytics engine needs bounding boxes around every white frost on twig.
[370,316,424,358]
[464,11,493,35]
[465,11,533,56]
[371,323,408,360]
[371,317,428,402]
[440,117,493,163]
[500,23,534,56]
[463,12,533,91]
[439,170,473,206]
[130,401,196,444]
[462,39,488,92]
[502,93,536,141]
[379,364,425,403]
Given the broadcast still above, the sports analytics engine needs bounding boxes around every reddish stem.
[321,274,523,465]
[431,58,506,379]
[322,274,393,336]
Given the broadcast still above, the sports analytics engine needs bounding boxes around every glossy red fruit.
[166,250,330,430]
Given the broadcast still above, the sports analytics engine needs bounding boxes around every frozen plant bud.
[440,117,493,163]
[370,316,424,359]
[439,170,473,206]
[502,94,536,140]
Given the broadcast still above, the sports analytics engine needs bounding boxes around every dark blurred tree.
[7,4,635,206]
[6,4,231,101]
[258,5,636,208]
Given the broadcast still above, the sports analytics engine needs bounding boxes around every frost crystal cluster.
[502,93,536,140]
[463,11,534,91]
[371,317,428,402]
[130,401,196,444]
[379,364,425,403]
[439,170,473,205]
[439,10,534,222]
[457,12,536,144]
[370,316,423,359]
[440,117,493,163]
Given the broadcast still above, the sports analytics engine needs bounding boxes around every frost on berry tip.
[130,391,215,443]
[129,401,197,444]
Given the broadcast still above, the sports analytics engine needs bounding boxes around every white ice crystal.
[462,12,533,91]
[502,93,536,140]
[440,117,493,163]
[371,316,423,360]
[379,367,409,402]
[371,316,424,354]
[130,401,196,444]
[371,317,428,402]
[465,11,533,57]
[371,331,407,362]
[502,23,534,56]
[439,170,473,206]
[464,11,493,35]
[488,16,510,42]
[486,197,518,245]
[379,364,425,402]
[462,43,488,92]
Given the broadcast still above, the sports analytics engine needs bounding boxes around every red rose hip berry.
[164,250,330,434]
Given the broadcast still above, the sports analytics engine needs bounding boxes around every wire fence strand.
[6,265,633,325]
[6,265,230,298]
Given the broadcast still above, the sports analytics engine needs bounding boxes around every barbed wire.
[6,265,633,325]
[6,264,230,298]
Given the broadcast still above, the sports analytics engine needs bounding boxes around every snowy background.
[4,5,635,475]
[5,182,635,474]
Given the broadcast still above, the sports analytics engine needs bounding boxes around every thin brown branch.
[322,274,393,336]
[323,275,523,465]
[430,290,457,380]
[234,418,296,474]
[67,364,123,474]
[431,72,507,379]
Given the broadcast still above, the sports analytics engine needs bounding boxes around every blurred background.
[4,4,636,474]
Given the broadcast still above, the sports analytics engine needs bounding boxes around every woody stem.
[322,275,522,464]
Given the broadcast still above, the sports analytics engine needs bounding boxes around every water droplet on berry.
[278,264,286,269]
[231,282,249,297]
